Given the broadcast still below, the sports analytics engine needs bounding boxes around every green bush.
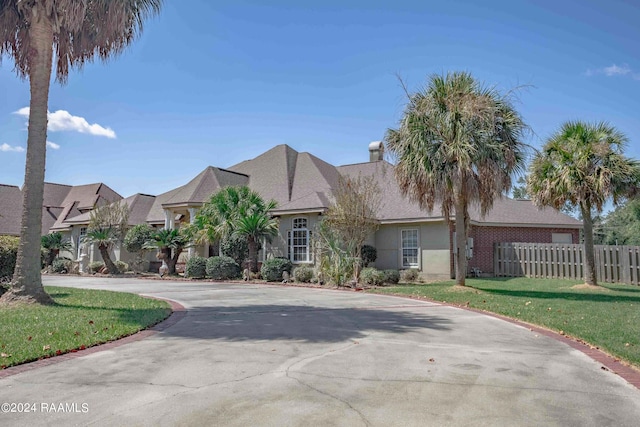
[293,265,314,283]
[185,256,207,279]
[124,224,154,254]
[0,236,19,281]
[51,258,71,274]
[360,245,377,267]
[88,261,105,274]
[383,269,400,285]
[400,268,419,282]
[221,235,249,267]
[360,267,385,286]
[115,260,129,274]
[261,258,293,282]
[206,256,241,280]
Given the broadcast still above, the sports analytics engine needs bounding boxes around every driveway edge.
[0,298,186,379]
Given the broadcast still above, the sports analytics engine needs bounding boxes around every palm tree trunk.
[454,198,468,286]
[2,12,54,305]
[580,202,598,286]
[99,245,119,275]
[248,238,258,273]
[168,248,182,275]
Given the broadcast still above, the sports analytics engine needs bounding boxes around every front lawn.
[0,286,171,369]
[371,277,640,368]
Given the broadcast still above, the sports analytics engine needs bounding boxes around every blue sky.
[1,0,639,198]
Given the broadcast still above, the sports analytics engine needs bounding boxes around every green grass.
[371,277,640,368]
[0,286,171,369]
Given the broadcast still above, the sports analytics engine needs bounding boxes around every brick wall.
[467,226,580,274]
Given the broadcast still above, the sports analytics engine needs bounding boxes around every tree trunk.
[454,198,468,286]
[248,238,258,273]
[580,202,598,286]
[99,245,119,275]
[168,248,182,275]
[2,12,54,305]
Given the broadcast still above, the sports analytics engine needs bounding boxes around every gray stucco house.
[1,143,581,278]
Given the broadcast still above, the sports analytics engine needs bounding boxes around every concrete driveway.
[1,276,640,426]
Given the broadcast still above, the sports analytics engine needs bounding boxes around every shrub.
[360,245,377,267]
[360,267,385,286]
[400,268,419,282]
[51,258,71,274]
[185,256,207,279]
[124,224,154,254]
[206,256,241,280]
[88,261,105,274]
[382,269,400,285]
[0,236,19,282]
[261,257,293,282]
[293,265,314,283]
[221,235,249,267]
[115,260,129,274]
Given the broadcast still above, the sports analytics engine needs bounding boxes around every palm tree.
[527,121,640,286]
[0,0,162,304]
[41,232,72,268]
[144,228,191,276]
[234,209,279,273]
[83,228,121,274]
[83,202,129,275]
[385,72,528,286]
[195,186,278,271]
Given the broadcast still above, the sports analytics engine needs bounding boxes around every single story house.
[1,143,581,278]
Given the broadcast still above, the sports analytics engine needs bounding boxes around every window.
[288,218,311,263]
[401,229,419,268]
[77,227,87,257]
[552,233,572,244]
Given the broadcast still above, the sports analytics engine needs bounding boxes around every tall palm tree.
[234,209,279,273]
[527,121,640,286]
[0,0,162,304]
[385,72,528,286]
[41,231,72,268]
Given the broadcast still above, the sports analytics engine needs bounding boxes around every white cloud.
[0,143,25,152]
[46,141,60,150]
[14,108,116,138]
[603,64,631,76]
[586,63,640,80]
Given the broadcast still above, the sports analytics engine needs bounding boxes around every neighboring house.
[0,181,122,265]
[0,143,581,278]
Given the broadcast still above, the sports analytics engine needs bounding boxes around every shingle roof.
[66,193,156,226]
[229,145,343,213]
[145,167,248,223]
[50,183,122,231]
[0,184,23,236]
[338,161,581,227]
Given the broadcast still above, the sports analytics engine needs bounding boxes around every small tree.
[124,224,155,272]
[41,232,72,268]
[144,228,191,275]
[83,202,129,274]
[220,235,249,267]
[323,174,381,282]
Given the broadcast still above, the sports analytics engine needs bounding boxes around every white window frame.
[77,227,87,258]
[288,217,312,263]
[552,233,573,244]
[401,228,419,268]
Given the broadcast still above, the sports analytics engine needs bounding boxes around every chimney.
[368,141,384,162]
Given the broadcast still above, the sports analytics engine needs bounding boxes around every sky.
[1,0,639,199]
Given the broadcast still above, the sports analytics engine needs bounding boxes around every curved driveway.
[2,276,640,426]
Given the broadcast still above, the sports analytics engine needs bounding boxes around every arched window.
[288,217,311,263]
